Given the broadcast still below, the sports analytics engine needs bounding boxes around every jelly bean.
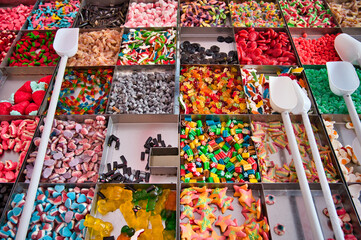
[56,68,112,115]
[27,0,80,30]
[180,118,259,183]
[235,28,297,65]
[279,0,336,28]
[117,29,176,65]
[180,0,229,27]
[229,1,284,27]
[78,2,129,28]
[329,0,361,27]
[180,66,247,114]
[294,34,341,65]
[0,31,16,64]
[305,68,361,114]
[8,31,59,67]
[24,116,107,183]
[67,29,121,66]
[0,4,33,30]
[125,0,177,27]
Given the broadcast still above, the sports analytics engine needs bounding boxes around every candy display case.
[85,183,178,240]
[289,27,343,66]
[75,0,130,29]
[100,114,179,184]
[325,0,361,28]
[250,114,342,183]
[264,183,361,239]
[0,0,360,239]
[107,65,177,114]
[0,0,37,31]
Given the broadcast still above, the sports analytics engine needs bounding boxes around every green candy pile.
[305,67,361,114]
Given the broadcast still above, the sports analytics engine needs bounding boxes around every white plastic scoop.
[16,28,79,240]
[335,33,361,66]
[270,76,324,240]
[291,81,344,240]
[327,61,361,165]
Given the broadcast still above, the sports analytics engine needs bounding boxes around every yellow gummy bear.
[119,203,137,228]
[138,229,153,240]
[97,199,119,215]
[84,215,113,238]
[134,209,151,230]
[150,215,163,240]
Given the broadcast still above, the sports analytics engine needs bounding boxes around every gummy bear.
[138,229,152,240]
[150,215,163,240]
[134,209,151,230]
[84,214,113,238]
[154,189,170,215]
[97,199,118,215]
[117,233,130,240]
[119,203,137,229]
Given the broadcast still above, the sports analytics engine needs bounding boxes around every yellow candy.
[217,164,225,171]
[242,152,250,159]
[244,164,252,171]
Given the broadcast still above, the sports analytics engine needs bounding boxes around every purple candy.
[69,158,79,167]
[64,211,74,223]
[42,168,53,179]
[63,130,73,139]
[44,159,56,166]
[53,152,64,160]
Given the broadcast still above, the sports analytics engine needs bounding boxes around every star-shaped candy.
[180,188,197,198]
[206,231,226,240]
[224,226,247,240]
[196,205,216,222]
[194,215,214,232]
[215,215,237,232]
[194,192,212,209]
[193,186,211,193]
[209,187,228,207]
[220,196,234,214]
[181,205,195,220]
[233,184,249,197]
[180,223,197,240]
[180,193,198,206]
[235,186,255,207]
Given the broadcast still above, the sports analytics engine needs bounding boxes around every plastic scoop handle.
[16,28,79,240]
[291,81,344,239]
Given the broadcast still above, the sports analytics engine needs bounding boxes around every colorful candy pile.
[0,4,33,30]
[56,69,112,115]
[27,0,80,30]
[0,185,94,239]
[24,116,107,183]
[294,33,341,65]
[235,28,297,65]
[252,121,339,183]
[329,0,361,27]
[180,185,270,239]
[0,31,16,64]
[0,118,39,183]
[180,66,247,114]
[117,29,176,65]
[279,0,336,28]
[8,31,59,67]
[125,0,178,27]
[87,185,176,240]
[241,68,307,114]
[77,2,129,28]
[67,29,121,66]
[180,117,260,183]
[324,120,361,182]
[305,68,361,114]
[180,0,229,27]
[229,0,284,27]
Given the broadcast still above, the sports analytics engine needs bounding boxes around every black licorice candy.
[141,152,145,161]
